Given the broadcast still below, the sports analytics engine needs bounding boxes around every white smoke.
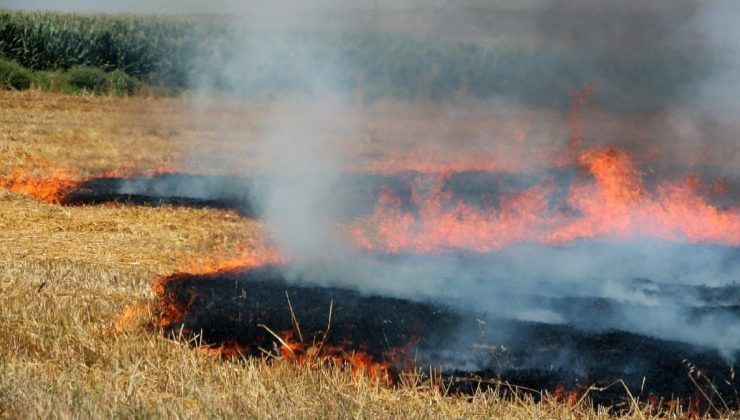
[16,0,737,360]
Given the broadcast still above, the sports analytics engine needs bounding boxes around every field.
[2,3,740,418]
[1,90,724,418]
[0,8,707,109]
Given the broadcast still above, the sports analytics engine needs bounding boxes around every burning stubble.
[2,0,738,401]
[180,2,739,366]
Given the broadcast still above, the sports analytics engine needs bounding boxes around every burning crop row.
[348,146,739,253]
[3,145,738,252]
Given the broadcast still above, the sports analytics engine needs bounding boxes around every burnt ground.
[63,170,739,410]
[59,168,737,216]
[62,174,259,216]
[60,170,575,216]
[158,267,739,411]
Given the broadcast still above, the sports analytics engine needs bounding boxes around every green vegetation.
[0,9,707,109]
[61,66,140,95]
[0,57,32,89]
[64,66,110,92]
[0,57,141,96]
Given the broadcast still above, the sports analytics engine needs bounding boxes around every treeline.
[0,10,706,108]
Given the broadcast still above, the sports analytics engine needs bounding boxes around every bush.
[60,66,141,95]
[109,70,140,96]
[0,57,32,90]
[64,66,109,93]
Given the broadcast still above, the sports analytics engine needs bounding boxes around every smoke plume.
[9,1,738,362]
[189,2,740,361]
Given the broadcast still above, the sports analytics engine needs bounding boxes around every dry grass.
[0,90,729,418]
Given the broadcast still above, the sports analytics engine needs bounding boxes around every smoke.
[253,100,351,264]
[47,1,735,362]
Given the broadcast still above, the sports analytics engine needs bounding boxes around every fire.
[153,235,283,330]
[177,241,284,276]
[547,147,740,245]
[552,385,581,406]
[153,267,395,384]
[152,272,197,329]
[346,175,558,253]
[276,331,393,384]
[110,301,154,335]
[0,158,183,204]
[347,147,739,253]
[0,167,80,203]
[199,339,251,359]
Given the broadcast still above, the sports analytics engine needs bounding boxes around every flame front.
[347,146,739,253]
[177,242,284,276]
[276,331,393,384]
[0,167,80,203]
[0,158,184,204]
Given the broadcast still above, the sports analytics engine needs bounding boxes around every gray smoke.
[185,2,739,361]
[11,1,738,361]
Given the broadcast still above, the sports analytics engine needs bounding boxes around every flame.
[199,339,251,359]
[276,331,393,384]
[110,301,154,335]
[152,272,198,329]
[552,385,580,406]
[347,147,739,252]
[346,174,558,253]
[0,157,183,204]
[547,147,740,245]
[189,330,395,383]
[177,242,284,276]
[152,238,284,330]
[149,233,402,385]
[0,167,80,203]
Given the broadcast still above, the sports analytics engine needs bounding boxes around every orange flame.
[547,147,740,245]
[0,157,183,204]
[199,339,251,359]
[177,242,284,276]
[552,385,581,406]
[277,331,393,384]
[0,167,80,203]
[110,302,154,335]
[347,147,739,252]
[152,237,283,330]
[152,272,198,329]
[346,175,558,253]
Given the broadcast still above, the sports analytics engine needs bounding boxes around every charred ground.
[157,266,739,411]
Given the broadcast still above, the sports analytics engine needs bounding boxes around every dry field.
[0,90,719,418]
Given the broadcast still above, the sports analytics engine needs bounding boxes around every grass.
[0,259,666,419]
[0,90,735,418]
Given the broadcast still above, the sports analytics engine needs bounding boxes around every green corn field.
[0,9,708,108]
